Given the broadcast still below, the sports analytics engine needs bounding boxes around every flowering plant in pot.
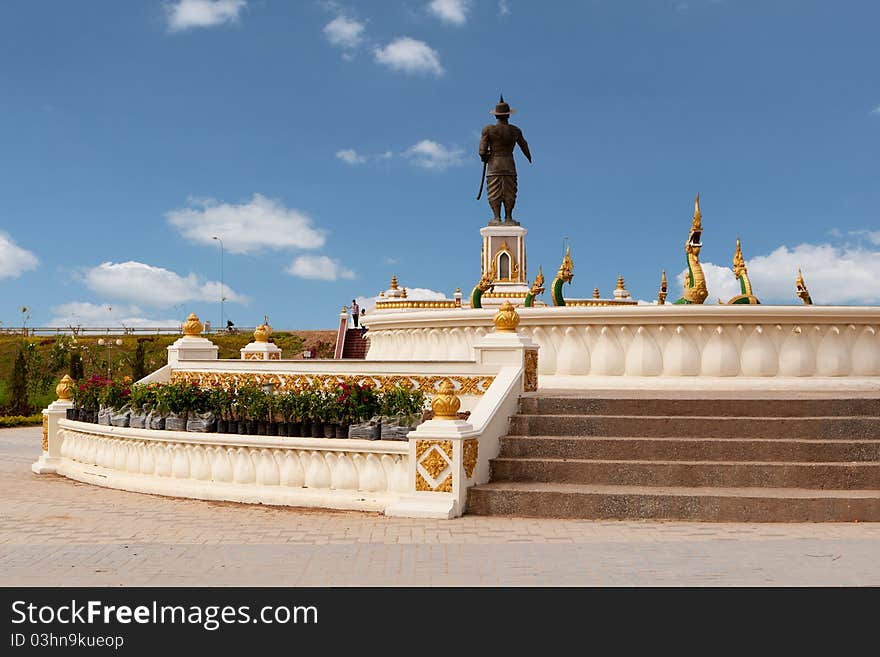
[249,388,272,436]
[128,384,155,429]
[276,390,300,437]
[73,375,111,423]
[158,381,200,431]
[211,387,234,434]
[186,384,216,433]
[99,377,132,427]
[304,385,326,438]
[321,385,343,438]
[379,385,427,440]
[233,385,261,435]
[336,382,379,438]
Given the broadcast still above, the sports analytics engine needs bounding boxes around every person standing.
[351,299,360,327]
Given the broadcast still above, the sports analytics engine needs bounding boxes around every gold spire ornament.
[390,275,399,290]
[431,378,461,420]
[56,374,74,401]
[658,270,668,305]
[401,287,408,299]
[493,301,520,332]
[182,312,203,337]
[796,269,813,305]
[593,287,600,299]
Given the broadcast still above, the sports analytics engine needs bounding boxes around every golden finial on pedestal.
[493,301,520,332]
[431,378,461,420]
[616,275,625,291]
[593,287,600,299]
[56,374,74,401]
[390,274,399,290]
[658,270,668,305]
[254,320,272,343]
[182,312,203,336]
[401,287,408,299]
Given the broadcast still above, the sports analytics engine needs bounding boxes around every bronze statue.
[478,95,532,225]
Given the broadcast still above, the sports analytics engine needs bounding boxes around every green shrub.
[0,414,43,428]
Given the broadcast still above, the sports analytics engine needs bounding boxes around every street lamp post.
[97,338,123,378]
[212,236,224,331]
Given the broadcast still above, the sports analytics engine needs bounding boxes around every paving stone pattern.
[2,427,880,586]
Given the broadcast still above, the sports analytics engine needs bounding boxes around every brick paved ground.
[2,426,879,586]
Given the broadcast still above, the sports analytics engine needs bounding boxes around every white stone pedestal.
[32,399,73,475]
[241,341,282,361]
[479,223,530,307]
[167,336,219,365]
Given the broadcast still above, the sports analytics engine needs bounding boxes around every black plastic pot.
[277,423,288,437]
[256,421,267,436]
[266,422,279,437]
[310,421,323,438]
[244,420,256,435]
[66,408,76,420]
[336,424,349,439]
[288,422,302,437]
[216,419,227,434]
[323,423,336,438]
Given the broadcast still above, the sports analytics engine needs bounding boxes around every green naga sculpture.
[551,246,574,306]
[674,194,708,304]
[726,238,760,304]
[524,266,545,307]
[796,269,813,305]
[470,262,496,309]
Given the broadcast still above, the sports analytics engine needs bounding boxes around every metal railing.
[0,326,261,337]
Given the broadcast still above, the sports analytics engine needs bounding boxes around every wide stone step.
[519,396,880,418]
[499,436,880,462]
[466,481,880,522]
[489,457,880,489]
[508,414,880,440]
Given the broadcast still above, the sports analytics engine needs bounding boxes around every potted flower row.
[67,378,427,440]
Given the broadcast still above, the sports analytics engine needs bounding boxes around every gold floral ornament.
[493,301,520,333]
[182,312,203,337]
[431,378,461,420]
[56,374,74,401]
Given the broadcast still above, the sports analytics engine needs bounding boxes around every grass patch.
[0,414,43,428]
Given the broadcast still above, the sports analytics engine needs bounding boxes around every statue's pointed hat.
[490,93,516,115]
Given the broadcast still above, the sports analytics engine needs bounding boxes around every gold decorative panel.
[171,371,494,396]
[42,415,48,452]
[523,349,538,392]
[463,438,478,479]
[415,439,453,492]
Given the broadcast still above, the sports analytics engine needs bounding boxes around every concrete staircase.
[467,395,880,521]
[341,329,369,359]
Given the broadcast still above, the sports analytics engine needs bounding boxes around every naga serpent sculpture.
[551,246,574,307]
[674,194,708,304]
[726,238,761,304]
[470,262,496,309]
[524,266,545,307]
[796,268,813,305]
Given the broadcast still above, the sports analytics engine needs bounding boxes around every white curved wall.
[364,306,880,378]
[56,420,409,513]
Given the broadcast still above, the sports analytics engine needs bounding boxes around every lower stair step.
[490,457,880,489]
[467,482,880,522]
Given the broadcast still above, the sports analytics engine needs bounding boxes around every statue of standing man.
[478,95,532,225]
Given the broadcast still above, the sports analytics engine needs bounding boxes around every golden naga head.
[685,194,703,256]
[477,262,496,292]
[556,245,574,284]
[796,268,813,304]
[529,266,545,296]
[732,238,747,278]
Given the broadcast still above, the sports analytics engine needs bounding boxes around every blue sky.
[1,0,878,330]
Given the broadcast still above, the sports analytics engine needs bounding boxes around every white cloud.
[681,241,880,305]
[498,0,511,16]
[166,194,326,254]
[336,149,367,165]
[404,140,465,170]
[165,0,246,32]
[872,104,880,115]
[374,37,444,76]
[287,255,355,281]
[48,302,179,328]
[84,261,248,307]
[323,14,365,49]
[0,232,38,279]
[428,0,470,25]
